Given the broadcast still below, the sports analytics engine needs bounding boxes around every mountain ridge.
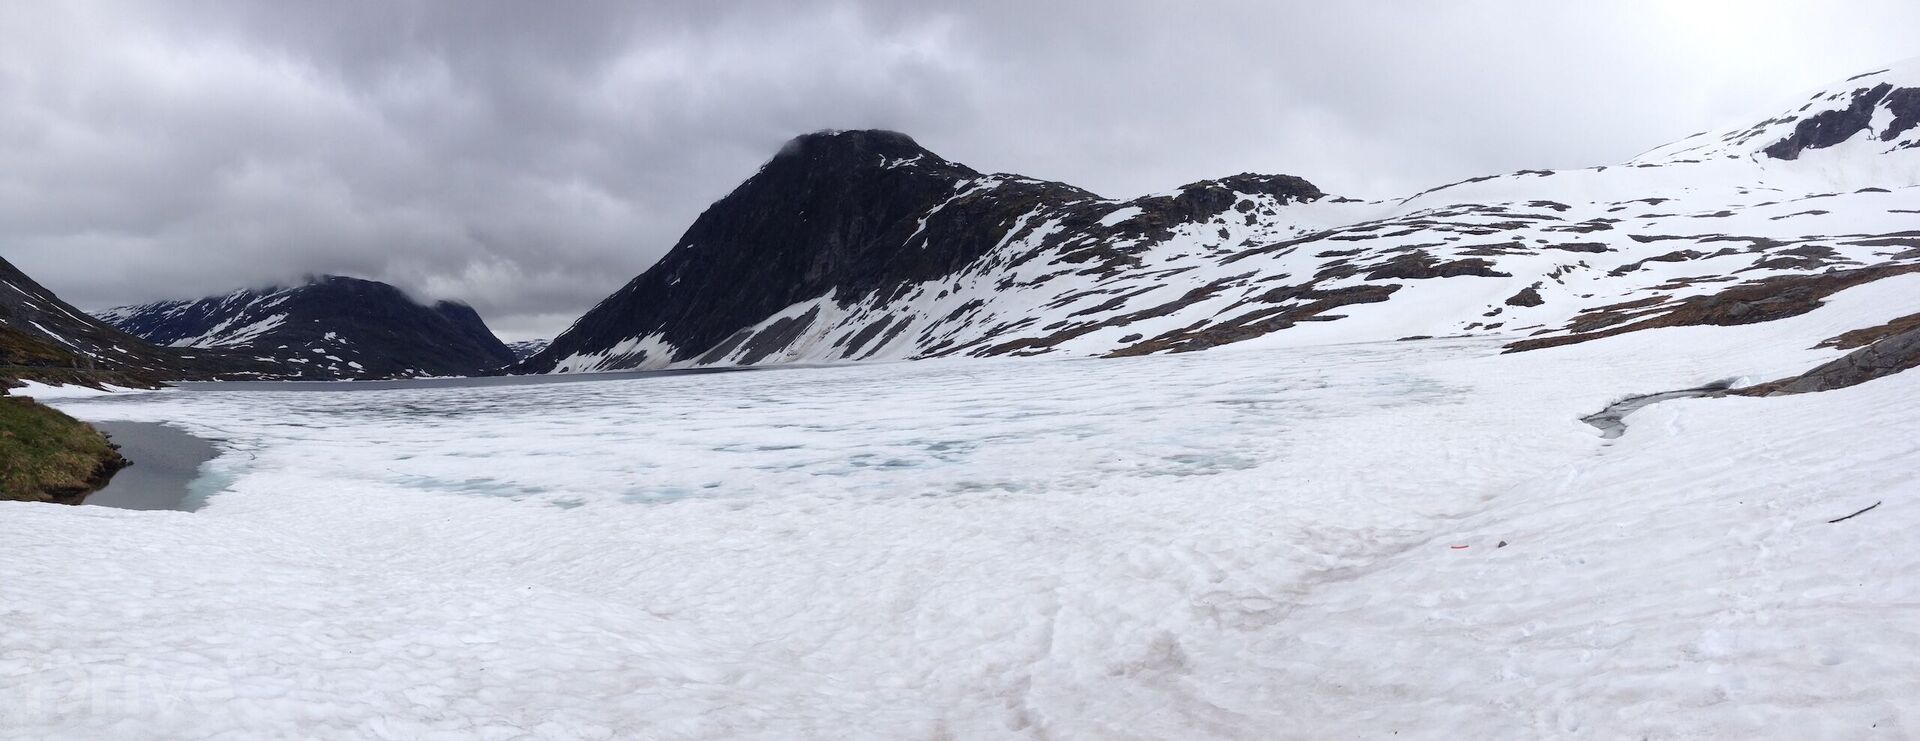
[99,275,516,379]
[515,62,1920,375]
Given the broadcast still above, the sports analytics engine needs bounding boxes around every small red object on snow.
[1449,545,1469,549]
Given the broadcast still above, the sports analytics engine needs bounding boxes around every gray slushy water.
[86,422,219,511]
[1581,381,1733,440]
[66,367,774,510]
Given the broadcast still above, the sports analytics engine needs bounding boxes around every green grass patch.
[0,326,167,390]
[0,395,127,503]
[0,324,82,367]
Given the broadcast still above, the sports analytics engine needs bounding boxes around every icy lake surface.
[6,276,1920,739]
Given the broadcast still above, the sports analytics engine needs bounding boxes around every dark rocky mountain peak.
[514,129,1327,373]
[517,129,1108,372]
[774,129,945,166]
[1157,173,1326,223]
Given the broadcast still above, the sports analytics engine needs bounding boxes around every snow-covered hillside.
[0,257,159,374]
[523,61,1920,374]
[99,276,516,379]
[7,270,1919,737]
[506,339,550,361]
[1634,63,1920,170]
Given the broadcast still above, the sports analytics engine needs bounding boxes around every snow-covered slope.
[1634,61,1920,173]
[11,269,1920,737]
[506,339,549,361]
[100,276,516,380]
[521,64,1920,374]
[0,257,160,375]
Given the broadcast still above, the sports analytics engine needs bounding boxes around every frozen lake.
[8,277,1920,739]
[170,365,757,393]
[76,365,795,511]
[52,341,1524,509]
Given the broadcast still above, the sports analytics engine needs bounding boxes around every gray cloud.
[2,0,1916,339]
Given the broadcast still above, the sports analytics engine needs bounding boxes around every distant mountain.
[100,276,515,379]
[0,257,282,386]
[515,62,1920,374]
[515,129,1323,372]
[506,339,549,361]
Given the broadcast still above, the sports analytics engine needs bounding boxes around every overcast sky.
[2,1,1916,340]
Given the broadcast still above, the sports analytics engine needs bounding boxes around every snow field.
[3,275,1919,738]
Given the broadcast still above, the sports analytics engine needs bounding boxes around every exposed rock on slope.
[1740,315,1920,395]
[100,276,516,379]
[519,62,1920,375]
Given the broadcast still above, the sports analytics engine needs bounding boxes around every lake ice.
[5,275,1919,739]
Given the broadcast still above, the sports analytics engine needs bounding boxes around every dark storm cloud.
[2,1,1916,339]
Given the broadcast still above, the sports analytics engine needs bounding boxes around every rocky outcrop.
[1741,322,1920,395]
[1765,83,1897,160]
[1505,264,1920,353]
